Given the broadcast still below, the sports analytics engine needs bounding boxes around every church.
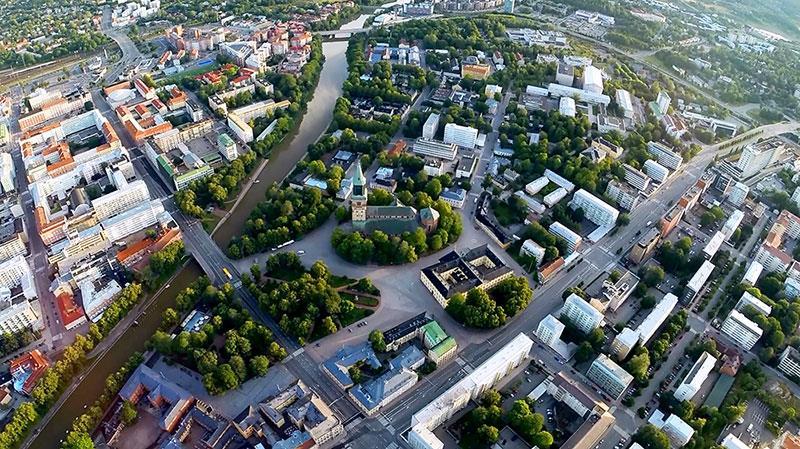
[350,162,439,235]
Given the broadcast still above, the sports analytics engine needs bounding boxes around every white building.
[569,189,619,227]
[81,280,122,322]
[586,354,633,399]
[443,123,478,149]
[536,314,565,347]
[525,176,549,196]
[0,255,36,300]
[777,346,800,379]
[623,164,650,191]
[736,140,785,179]
[682,261,715,303]
[742,261,763,285]
[549,221,582,254]
[559,97,576,117]
[662,414,695,447]
[727,181,749,206]
[615,89,634,118]
[0,293,39,334]
[100,200,166,241]
[544,187,568,207]
[636,293,679,346]
[647,141,683,170]
[562,293,603,333]
[721,309,763,351]
[703,231,726,260]
[413,138,458,161]
[555,63,574,86]
[605,181,641,211]
[644,159,669,183]
[409,334,533,449]
[520,240,546,265]
[654,91,671,116]
[721,210,745,241]
[786,277,800,299]
[582,65,604,94]
[0,153,15,194]
[423,113,440,140]
[674,351,717,401]
[611,327,640,360]
[721,434,750,449]
[92,179,151,221]
[735,291,772,316]
[792,186,800,209]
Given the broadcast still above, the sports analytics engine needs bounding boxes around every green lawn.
[330,274,356,288]
[339,306,373,328]
[341,292,379,307]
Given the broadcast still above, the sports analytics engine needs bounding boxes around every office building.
[674,351,717,401]
[10,350,49,395]
[562,293,603,333]
[582,66,603,94]
[605,180,641,211]
[549,221,582,254]
[703,231,726,260]
[420,245,513,307]
[100,200,166,241]
[736,139,785,179]
[722,210,745,241]
[629,227,661,264]
[647,141,683,170]
[0,294,39,334]
[443,123,478,149]
[777,346,800,379]
[422,113,440,140]
[735,291,772,316]
[559,97,576,117]
[259,379,344,446]
[742,261,763,285]
[216,133,238,161]
[727,182,749,206]
[611,328,639,360]
[721,310,763,350]
[0,153,15,194]
[350,346,424,415]
[682,261,715,303]
[644,159,669,183]
[546,83,611,105]
[654,91,671,116]
[600,270,639,312]
[586,354,633,399]
[440,188,466,209]
[412,138,458,161]
[119,364,194,432]
[569,189,619,227]
[409,334,533,449]
[785,277,800,300]
[536,314,565,347]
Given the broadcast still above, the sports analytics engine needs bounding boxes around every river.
[27,15,369,449]
[212,14,370,247]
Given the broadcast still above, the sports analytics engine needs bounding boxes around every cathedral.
[350,162,439,235]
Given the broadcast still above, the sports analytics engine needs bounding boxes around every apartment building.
[629,227,661,264]
[644,159,669,183]
[605,180,641,211]
[92,179,151,221]
[422,113,440,140]
[443,123,479,149]
[777,346,800,379]
[586,354,633,399]
[623,164,650,191]
[412,138,458,161]
[721,309,763,350]
[647,141,683,170]
[736,139,785,179]
[536,314,565,347]
[562,293,603,333]
[569,189,619,227]
[0,255,36,300]
[682,261,715,304]
[674,351,717,401]
[549,221,582,254]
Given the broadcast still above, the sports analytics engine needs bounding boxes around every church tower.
[350,162,368,226]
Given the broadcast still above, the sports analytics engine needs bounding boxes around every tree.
[161,308,179,330]
[627,349,650,381]
[476,424,500,444]
[634,424,670,449]
[575,342,594,362]
[481,390,502,407]
[120,400,138,425]
[369,329,386,352]
[250,355,270,377]
[348,365,363,384]
[62,431,94,449]
[321,316,338,335]
[642,266,665,287]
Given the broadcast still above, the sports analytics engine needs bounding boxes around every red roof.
[9,350,49,395]
[56,293,85,328]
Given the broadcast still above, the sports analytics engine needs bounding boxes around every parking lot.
[726,399,773,446]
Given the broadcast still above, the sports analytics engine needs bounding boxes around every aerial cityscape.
[0,0,798,449]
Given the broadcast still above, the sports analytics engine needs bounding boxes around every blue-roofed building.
[349,345,425,415]
[441,188,466,209]
[322,343,381,389]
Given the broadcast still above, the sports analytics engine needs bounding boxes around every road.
[100,6,144,84]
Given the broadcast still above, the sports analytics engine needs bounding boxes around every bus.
[222,267,233,280]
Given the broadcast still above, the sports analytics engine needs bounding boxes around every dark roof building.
[420,244,513,306]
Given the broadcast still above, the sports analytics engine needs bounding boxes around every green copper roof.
[352,161,366,187]
[421,321,448,348]
[430,336,457,357]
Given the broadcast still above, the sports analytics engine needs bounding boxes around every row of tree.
[460,390,553,448]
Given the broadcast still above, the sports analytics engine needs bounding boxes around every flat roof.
[687,260,716,292]
[636,293,678,345]
[703,231,726,258]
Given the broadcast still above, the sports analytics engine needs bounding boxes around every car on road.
[297,250,305,255]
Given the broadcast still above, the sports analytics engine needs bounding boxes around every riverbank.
[211,14,370,247]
